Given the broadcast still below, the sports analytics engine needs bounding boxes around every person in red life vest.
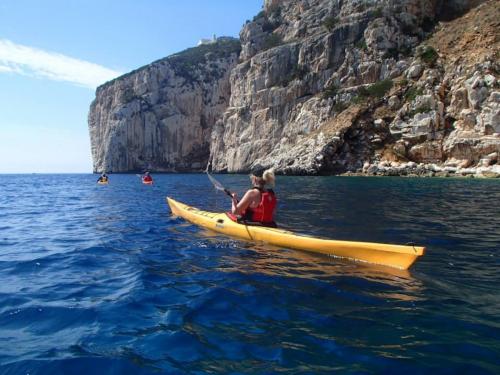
[230,166,277,227]
[142,171,153,183]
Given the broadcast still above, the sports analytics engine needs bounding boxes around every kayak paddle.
[207,172,233,198]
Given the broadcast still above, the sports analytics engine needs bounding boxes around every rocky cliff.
[89,0,499,177]
[209,0,499,177]
[89,38,240,172]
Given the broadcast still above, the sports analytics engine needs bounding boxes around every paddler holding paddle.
[166,164,424,269]
[229,166,277,227]
[97,172,109,183]
[142,171,153,184]
[206,164,278,227]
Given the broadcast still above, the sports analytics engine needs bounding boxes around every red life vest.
[245,188,277,223]
[143,175,153,182]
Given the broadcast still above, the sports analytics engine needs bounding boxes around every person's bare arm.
[232,190,255,215]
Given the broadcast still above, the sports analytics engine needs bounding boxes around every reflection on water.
[0,174,499,374]
[218,243,423,302]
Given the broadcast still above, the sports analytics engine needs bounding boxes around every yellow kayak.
[97,180,108,185]
[166,197,425,270]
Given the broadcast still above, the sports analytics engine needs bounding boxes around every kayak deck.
[166,197,425,270]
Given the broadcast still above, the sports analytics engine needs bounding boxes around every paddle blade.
[207,172,225,191]
[207,173,233,198]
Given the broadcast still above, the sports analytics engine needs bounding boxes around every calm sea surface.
[0,174,499,374]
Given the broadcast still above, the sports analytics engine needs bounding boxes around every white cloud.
[0,39,123,89]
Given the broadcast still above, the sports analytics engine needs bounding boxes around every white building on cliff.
[197,34,216,46]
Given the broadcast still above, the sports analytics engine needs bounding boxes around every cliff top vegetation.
[97,37,240,91]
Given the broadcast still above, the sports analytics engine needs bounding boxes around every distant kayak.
[97,180,108,185]
[142,180,153,185]
[166,197,425,270]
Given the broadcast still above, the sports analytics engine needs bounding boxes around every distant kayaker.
[230,166,277,227]
[142,171,153,183]
[97,173,108,183]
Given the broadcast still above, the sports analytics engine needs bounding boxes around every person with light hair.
[230,166,277,227]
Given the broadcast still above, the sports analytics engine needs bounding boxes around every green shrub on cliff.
[365,79,393,98]
[418,46,438,65]
[167,38,241,81]
[352,79,393,103]
[355,38,367,50]
[262,34,283,50]
[322,83,339,99]
[323,16,339,32]
[408,104,433,118]
[168,38,241,67]
[102,38,241,88]
[405,86,424,102]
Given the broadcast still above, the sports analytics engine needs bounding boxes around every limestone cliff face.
[89,38,240,172]
[89,1,499,177]
[209,0,499,177]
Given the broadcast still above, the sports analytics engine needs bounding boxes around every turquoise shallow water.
[0,174,499,374]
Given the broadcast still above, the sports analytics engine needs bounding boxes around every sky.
[0,0,263,173]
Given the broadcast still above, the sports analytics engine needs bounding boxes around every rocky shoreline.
[353,158,500,178]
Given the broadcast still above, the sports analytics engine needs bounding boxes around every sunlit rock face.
[90,0,499,177]
[88,38,240,172]
[209,0,498,176]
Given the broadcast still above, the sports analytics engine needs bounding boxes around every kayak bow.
[166,197,425,270]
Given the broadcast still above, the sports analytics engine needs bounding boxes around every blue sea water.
[0,173,499,374]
